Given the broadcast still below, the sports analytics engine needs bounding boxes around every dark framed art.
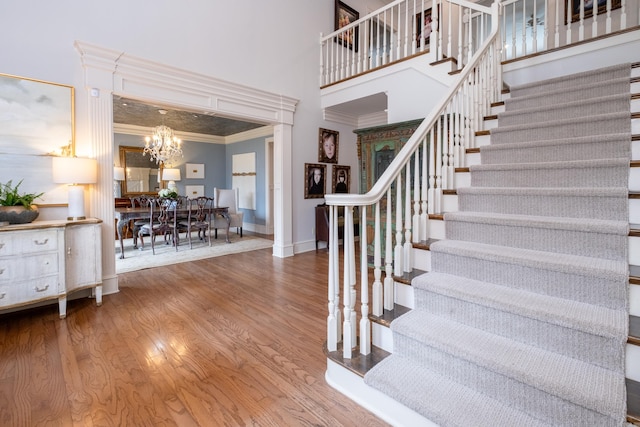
[332,165,350,194]
[305,163,327,199]
[335,1,359,51]
[566,0,621,23]
[319,128,339,163]
[415,7,436,48]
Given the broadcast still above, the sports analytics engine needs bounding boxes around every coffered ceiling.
[112,96,266,137]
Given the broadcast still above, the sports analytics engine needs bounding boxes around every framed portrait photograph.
[332,165,350,194]
[305,163,326,199]
[318,128,339,164]
[415,7,436,49]
[566,0,620,23]
[335,1,359,51]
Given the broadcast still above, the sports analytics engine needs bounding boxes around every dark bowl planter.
[0,205,39,224]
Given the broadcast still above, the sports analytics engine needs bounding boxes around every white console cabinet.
[0,219,102,318]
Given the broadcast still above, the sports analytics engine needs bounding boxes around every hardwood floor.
[0,247,390,427]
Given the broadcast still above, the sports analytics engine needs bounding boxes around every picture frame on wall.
[335,1,359,51]
[318,128,339,164]
[185,185,205,198]
[332,165,350,194]
[566,0,620,23]
[186,163,205,179]
[415,7,436,49]
[305,163,326,199]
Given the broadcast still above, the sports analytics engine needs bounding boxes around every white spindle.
[404,163,412,273]
[384,189,394,311]
[347,207,357,351]
[373,201,383,316]
[327,203,337,352]
[333,205,341,341]
[360,205,371,355]
[394,174,404,277]
[413,151,421,243]
[428,127,436,215]
[342,206,353,359]
[421,136,429,241]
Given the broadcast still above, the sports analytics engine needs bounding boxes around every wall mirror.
[119,145,164,197]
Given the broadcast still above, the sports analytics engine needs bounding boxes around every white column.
[272,123,294,258]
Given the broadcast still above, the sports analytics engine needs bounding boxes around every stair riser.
[504,79,630,112]
[444,219,627,261]
[413,288,624,370]
[498,96,631,128]
[471,164,628,188]
[392,332,618,426]
[490,114,630,145]
[481,138,630,165]
[457,191,628,221]
[430,250,627,309]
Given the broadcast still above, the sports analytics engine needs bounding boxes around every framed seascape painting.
[332,165,350,194]
[318,128,339,164]
[305,163,326,199]
[0,73,75,156]
[335,1,359,51]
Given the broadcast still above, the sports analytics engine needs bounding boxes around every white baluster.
[404,163,412,273]
[327,204,338,352]
[384,189,394,311]
[421,136,429,241]
[394,175,404,277]
[428,127,436,215]
[347,206,357,350]
[373,201,383,316]
[413,151,421,243]
[359,205,371,355]
[342,205,352,359]
[333,205,341,342]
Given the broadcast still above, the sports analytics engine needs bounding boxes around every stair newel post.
[428,127,437,216]
[359,204,371,355]
[413,150,422,243]
[332,205,342,342]
[384,189,395,311]
[327,204,338,352]
[404,162,413,273]
[342,205,353,359]
[421,136,430,241]
[373,201,383,316]
[394,174,404,277]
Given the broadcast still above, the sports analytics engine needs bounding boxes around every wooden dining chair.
[180,196,214,248]
[137,197,179,255]
[130,195,157,249]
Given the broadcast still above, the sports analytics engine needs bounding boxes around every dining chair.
[213,188,244,239]
[137,196,179,254]
[181,196,214,248]
[130,195,157,249]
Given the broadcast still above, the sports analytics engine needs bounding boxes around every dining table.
[115,205,230,259]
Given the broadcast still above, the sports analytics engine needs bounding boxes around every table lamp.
[162,168,181,192]
[113,166,125,198]
[52,156,98,220]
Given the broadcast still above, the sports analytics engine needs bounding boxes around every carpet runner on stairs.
[364,63,632,426]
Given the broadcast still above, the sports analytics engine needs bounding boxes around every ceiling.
[113,92,388,138]
[112,96,266,137]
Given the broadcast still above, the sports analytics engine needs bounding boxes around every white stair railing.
[325,1,501,358]
[320,0,494,87]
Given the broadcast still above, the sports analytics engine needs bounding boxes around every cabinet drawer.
[0,229,58,256]
[0,253,59,283]
[0,275,60,308]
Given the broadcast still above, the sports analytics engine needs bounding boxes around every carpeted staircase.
[364,63,632,426]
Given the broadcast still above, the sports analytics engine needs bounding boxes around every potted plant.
[0,180,44,224]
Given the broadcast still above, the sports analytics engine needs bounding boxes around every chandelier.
[143,109,183,166]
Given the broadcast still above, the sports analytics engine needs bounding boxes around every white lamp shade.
[162,168,181,181]
[52,157,97,184]
[113,166,125,181]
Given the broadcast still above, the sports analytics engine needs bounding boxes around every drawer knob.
[34,284,49,293]
[34,238,49,246]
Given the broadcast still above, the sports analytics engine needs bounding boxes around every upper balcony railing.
[320,0,638,87]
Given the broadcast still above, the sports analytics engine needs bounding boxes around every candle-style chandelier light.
[143,109,183,165]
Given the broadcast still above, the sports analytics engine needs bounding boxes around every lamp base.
[67,185,87,221]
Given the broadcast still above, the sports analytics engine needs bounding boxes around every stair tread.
[431,240,628,279]
[365,355,552,427]
[470,157,630,171]
[393,310,625,416]
[630,315,640,345]
[393,268,426,285]
[481,132,631,152]
[491,111,630,133]
[413,271,627,338]
[445,211,629,235]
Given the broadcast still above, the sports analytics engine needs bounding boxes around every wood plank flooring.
[0,247,390,427]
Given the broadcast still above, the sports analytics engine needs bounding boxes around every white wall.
[0,0,395,256]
